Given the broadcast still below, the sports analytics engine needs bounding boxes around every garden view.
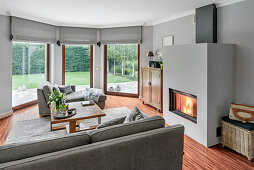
[12,42,138,91]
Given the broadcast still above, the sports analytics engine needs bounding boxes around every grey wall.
[139,26,153,96]
[0,15,12,115]
[207,44,235,146]
[153,15,195,54]
[218,0,254,105]
[153,0,254,105]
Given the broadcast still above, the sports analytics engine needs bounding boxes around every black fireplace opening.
[169,88,197,123]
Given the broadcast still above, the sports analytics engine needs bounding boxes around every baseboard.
[12,100,37,111]
[0,110,13,119]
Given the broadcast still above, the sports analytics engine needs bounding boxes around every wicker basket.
[221,120,254,161]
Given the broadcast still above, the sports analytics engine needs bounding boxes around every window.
[63,45,93,91]
[12,42,48,107]
[104,44,140,96]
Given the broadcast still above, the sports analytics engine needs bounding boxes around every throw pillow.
[97,116,127,129]
[58,85,73,94]
[53,85,61,94]
[229,103,254,124]
[124,107,144,123]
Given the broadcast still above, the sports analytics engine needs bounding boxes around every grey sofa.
[37,82,107,116]
[0,115,184,170]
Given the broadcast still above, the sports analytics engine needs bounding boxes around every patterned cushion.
[58,85,73,94]
[229,103,254,124]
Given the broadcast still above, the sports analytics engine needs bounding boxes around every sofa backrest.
[0,125,184,170]
[0,132,90,164]
[89,115,165,143]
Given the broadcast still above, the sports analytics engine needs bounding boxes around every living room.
[0,0,254,169]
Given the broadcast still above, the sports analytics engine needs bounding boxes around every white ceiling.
[0,0,242,28]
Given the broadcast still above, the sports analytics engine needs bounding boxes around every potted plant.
[48,90,67,112]
[158,55,163,69]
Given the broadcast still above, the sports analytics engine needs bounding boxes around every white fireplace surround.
[163,43,235,147]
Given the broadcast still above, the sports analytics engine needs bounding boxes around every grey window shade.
[59,27,97,45]
[100,26,142,44]
[11,17,57,43]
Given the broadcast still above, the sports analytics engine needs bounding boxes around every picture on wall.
[162,35,174,46]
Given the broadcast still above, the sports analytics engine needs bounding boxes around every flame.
[183,97,192,115]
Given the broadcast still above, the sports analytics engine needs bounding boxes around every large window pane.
[107,44,138,94]
[12,42,46,107]
[65,45,91,91]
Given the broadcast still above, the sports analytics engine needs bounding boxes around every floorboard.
[0,95,253,169]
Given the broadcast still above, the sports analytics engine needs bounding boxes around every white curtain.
[11,17,57,43]
[100,26,142,44]
[59,27,97,45]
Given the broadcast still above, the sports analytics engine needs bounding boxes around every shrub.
[115,67,122,74]
[124,68,132,75]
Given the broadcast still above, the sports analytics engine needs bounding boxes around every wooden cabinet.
[141,67,163,112]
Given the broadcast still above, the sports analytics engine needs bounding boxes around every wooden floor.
[0,95,253,169]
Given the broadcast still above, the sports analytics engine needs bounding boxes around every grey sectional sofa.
[0,116,184,170]
[37,82,107,116]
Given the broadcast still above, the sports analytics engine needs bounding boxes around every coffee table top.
[51,101,106,123]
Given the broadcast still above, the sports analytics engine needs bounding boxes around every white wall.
[163,44,208,146]
[0,15,12,117]
[153,0,254,105]
[163,44,235,147]
[49,44,62,85]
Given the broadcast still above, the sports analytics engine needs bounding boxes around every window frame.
[12,42,50,110]
[104,44,140,97]
[62,45,93,88]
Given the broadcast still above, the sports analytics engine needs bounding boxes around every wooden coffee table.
[50,101,106,134]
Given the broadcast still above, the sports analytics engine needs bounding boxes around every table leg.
[98,117,101,124]
[69,120,76,133]
[76,120,81,126]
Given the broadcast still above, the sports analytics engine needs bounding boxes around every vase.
[55,101,60,111]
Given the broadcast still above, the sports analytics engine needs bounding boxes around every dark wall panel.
[196,4,217,43]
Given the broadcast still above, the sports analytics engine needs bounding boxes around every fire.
[172,92,197,118]
[183,97,193,115]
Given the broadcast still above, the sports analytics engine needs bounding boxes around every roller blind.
[11,17,57,43]
[100,26,142,44]
[59,27,97,45]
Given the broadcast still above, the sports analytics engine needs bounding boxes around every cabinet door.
[151,70,161,108]
[141,68,150,103]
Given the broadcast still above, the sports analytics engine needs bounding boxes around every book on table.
[81,100,95,106]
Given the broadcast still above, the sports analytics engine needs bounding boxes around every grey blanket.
[82,88,103,103]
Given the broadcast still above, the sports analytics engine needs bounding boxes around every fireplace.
[169,88,197,123]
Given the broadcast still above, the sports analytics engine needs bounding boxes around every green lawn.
[12,72,136,90]
[65,72,90,85]
[12,74,46,90]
